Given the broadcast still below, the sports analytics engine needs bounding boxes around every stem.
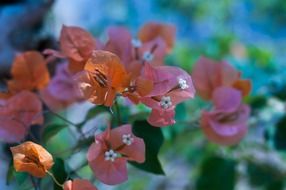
[46,171,64,188]
[29,175,40,190]
[47,108,85,139]
[114,100,122,125]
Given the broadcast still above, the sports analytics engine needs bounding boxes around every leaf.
[196,155,237,190]
[77,106,110,128]
[52,158,68,190]
[274,115,286,150]
[6,160,14,185]
[42,124,67,144]
[246,95,267,110]
[14,172,28,186]
[247,161,283,188]
[129,120,165,175]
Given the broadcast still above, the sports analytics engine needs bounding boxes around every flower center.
[104,149,118,162]
[122,134,134,146]
[160,96,172,109]
[143,51,154,62]
[178,78,189,90]
[132,38,142,48]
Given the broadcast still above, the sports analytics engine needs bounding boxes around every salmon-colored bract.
[10,141,54,178]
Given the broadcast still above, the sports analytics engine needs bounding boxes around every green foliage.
[42,124,67,144]
[246,95,267,110]
[52,158,68,190]
[274,115,286,150]
[196,155,237,190]
[129,120,165,175]
[247,161,284,189]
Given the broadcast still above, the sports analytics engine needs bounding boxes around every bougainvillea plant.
[0,22,251,189]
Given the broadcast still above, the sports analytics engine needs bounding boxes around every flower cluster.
[192,57,252,145]
[0,22,253,189]
[45,22,196,127]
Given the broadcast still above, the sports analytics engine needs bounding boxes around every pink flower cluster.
[192,57,252,145]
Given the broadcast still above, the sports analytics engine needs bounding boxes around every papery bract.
[87,124,145,185]
[192,56,251,100]
[141,63,195,127]
[10,141,54,178]
[0,91,43,143]
[40,63,83,110]
[75,50,128,106]
[138,22,176,52]
[46,25,98,73]
[64,179,98,190]
[105,26,133,68]
[8,51,50,93]
[201,87,250,146]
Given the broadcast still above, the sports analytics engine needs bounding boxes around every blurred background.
[1,0,286,189]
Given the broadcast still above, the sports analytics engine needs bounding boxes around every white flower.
[122,134,134,145]
[131,38,142,48]
[104,149,118,162]
[178,78,189,90]
[160,96,172,109]
[143,51,154,62]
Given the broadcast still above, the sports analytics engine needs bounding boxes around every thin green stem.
[47,108,85,139]
[46,170,64,188]
[114,100,122,125]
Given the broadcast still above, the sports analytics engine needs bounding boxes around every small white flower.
[143,51,154,62]
[131,38,142,48]
[160,96,172,109]
[178,78,189,90]
[104,149,118,162]
[122,134,134,146]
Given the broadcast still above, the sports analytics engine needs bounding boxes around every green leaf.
[52,158,68,190]
[247,161,283,188]
[14,172,28,186]
[6,160,14,185]
[196,155,237,190]
[77,106,110,128]
[42,124,67,144]
[274,115,286,150]
[129,120,165,175]
[246,95,267,110]
[85,106,109,120]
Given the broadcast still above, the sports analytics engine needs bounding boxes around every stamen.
[132,38,142,48]
[93,69,108,87]
[143,51,154,62]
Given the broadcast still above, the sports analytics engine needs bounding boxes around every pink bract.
[0,91,43,143]
[201,87,250,146]
[87,124,145,185]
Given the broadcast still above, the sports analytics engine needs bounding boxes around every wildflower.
[192,56,251,100]
[0,91,43,143]
[40,63,83,110]
[201,87,250,145]
[140,63,195,127]
[73,50,129,106]
[10,141,54,178]
[44,25,99,73]
[87,124,145,185]
[8,51,50,93]
[138,22,176,52]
